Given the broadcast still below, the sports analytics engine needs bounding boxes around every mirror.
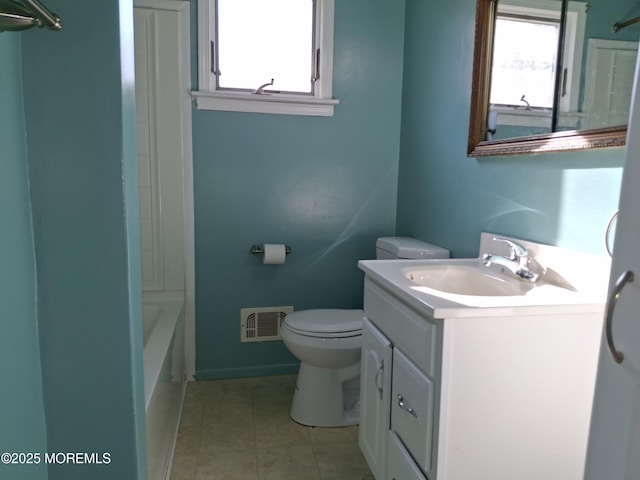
[468,0,639,156]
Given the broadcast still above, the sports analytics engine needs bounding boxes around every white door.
[584,56,640,480]
[582,39,638,129]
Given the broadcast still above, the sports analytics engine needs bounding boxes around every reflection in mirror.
[579,38,637,130]
[468,0,640,156]
[488,0,563,140]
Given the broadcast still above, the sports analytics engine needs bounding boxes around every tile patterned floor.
[170,375,375,480]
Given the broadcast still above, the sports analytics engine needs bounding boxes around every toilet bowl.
[281,237,450,427]
[281,309,363,427]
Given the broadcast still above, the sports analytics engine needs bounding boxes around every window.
[490,14,560,110]
[489,0,587,130]
[193,0,338,116]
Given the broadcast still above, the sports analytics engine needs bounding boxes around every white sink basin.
[402,264,534,296]
[359,233,612,315]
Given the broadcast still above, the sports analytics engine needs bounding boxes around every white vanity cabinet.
[359,271,605,480]
[360,280,441,480]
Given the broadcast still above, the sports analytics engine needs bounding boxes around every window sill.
[191,91,339,117]
[494,107,584,129]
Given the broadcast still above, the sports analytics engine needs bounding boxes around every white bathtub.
[143,294,185,480]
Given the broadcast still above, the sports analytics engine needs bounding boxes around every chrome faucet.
[482,237,539,282]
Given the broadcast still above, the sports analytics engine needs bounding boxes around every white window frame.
[492,0,587,129]
[192,0,339,116]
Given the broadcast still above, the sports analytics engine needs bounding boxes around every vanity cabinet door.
[386,431,427,480]
[359,317,392,480]
[391,348,435,476]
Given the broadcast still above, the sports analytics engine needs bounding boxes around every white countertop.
[359,234,611,319]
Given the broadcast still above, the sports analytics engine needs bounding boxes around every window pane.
[217,0,314,93]
[490,17,559,108]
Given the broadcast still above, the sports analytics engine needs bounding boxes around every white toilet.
[280,236,449,427]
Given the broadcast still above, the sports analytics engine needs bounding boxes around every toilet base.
[290,362,361,427]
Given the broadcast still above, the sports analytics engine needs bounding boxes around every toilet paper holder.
[250,244,292,255]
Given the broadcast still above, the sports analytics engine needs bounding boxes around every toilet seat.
[284,309,363,338]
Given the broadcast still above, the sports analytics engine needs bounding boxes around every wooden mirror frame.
[467,0,628,157]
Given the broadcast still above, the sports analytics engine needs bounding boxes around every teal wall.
[578,0,638,112]
[397,0,623,257]
[583,0,638,49]
[193,0,407,379]
[10,1,145,479]
[0,34,48,480]
[192,0,627,379]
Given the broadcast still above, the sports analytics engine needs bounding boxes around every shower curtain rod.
[0,0,62,32]
[613,15,640,33]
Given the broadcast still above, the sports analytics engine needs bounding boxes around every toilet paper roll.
[263,244,287,264]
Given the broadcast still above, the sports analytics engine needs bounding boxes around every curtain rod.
[613,15,640,33]
[0,0,62,32]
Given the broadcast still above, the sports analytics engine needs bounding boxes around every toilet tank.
[375,236,450,260]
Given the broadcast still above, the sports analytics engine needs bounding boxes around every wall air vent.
[240,306,294,342]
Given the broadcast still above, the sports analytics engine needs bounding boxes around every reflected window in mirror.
[489,3,560,139]
[488,0,587,141]
[491,13,558,111]
[468,0,637,156]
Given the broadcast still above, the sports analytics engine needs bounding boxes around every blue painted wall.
[578,0,637,120]
[583,0,638,47]
[193,0,407,379]
[0,34,48,480]
[18,1,146,478]
[396,0,623,257]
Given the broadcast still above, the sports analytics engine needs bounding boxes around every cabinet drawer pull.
[397,394,418,417]
[374,361,384,399]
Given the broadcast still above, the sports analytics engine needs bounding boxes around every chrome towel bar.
[0,0,62,32]
[613,15,640,33]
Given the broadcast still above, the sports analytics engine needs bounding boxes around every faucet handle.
[492,237,527,260]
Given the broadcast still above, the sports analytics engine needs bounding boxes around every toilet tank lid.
[285,309,363,334]
[376,236,450,259]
